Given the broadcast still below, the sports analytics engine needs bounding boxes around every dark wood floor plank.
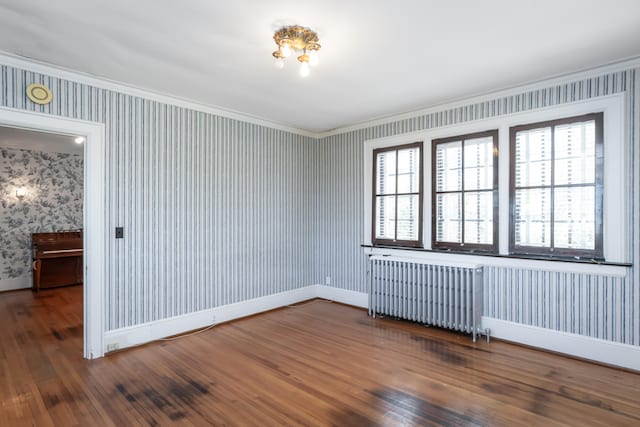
[239,307,562,426]
[2,287,640,426]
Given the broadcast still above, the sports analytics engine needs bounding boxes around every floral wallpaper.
[0,147,83,282]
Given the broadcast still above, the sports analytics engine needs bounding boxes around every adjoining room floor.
[1,287,639,426]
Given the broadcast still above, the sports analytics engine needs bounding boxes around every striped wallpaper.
[1,65,318,331]
[317,69,640,347]
[484,267,635,344]
[1,60,638,349]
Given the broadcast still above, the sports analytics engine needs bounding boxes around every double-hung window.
[432,130,499,252]
[510,113,604,258]
[372,142,423,247]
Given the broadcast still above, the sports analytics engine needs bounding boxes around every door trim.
[0,106,106,358]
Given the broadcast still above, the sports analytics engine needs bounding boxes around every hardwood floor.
[1,286,640,426]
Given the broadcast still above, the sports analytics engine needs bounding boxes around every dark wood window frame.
[509,112,604,259]
[372,141,424,248]
[431,130,499,253]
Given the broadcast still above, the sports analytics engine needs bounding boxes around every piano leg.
[32,260,42,292]
[76,256,83,285]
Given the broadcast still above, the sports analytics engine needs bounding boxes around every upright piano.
[32,230,83,291]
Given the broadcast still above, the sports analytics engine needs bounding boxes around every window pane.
[436,193,462,243]
[515,127,552,187]
[464,136,494,191]
[555,120,596,185]
[436,141,462,192]
[464,192,493,245]
[515,188,551,247]
[397,195,419,241]
[397,147,420,194]
[375,150,396,195]
[375,196,396,240]
[554,186,595,250]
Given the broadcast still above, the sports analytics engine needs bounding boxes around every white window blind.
[433,131,497,251]
[373,143,422,246]
[511,113,603,257]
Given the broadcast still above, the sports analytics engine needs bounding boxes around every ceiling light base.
[272,25,321,76]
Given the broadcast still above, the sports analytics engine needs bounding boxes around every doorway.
[0,106,105,359]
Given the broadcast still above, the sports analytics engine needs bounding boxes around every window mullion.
[460,139,465,246]
[550,125,555,252]
[394,149,399,242]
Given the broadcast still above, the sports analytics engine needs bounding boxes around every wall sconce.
[16,187,27,200]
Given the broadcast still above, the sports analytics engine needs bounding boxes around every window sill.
[361,244,631,277]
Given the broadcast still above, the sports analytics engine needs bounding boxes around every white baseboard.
[316,285,368,308]
[104,285,317,353]
[482,317,640,371]
[0,276,30,292]
[102,285,640,372]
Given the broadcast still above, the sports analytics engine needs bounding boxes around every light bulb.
[275,58,284,69]
[299,61,310,77]
[308,50,319,66]
[280,44,291,58]
[75,136,85,144]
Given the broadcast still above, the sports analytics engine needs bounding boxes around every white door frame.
[0,106,106,359]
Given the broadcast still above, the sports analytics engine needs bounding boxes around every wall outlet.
[106,343,119,352]
[325,276,331,285]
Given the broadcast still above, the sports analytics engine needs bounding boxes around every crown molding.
[2,51,639,140]
[0,51,317,139]
[316,55,640,139]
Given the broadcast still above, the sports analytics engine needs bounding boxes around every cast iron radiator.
[368,256,489,342]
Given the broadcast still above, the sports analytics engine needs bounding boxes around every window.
[365,95,624,263]
[432,130,498,252]
[510,113,603,258]
[372,142,423,247]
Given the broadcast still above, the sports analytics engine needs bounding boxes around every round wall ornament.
[26,83,53,105]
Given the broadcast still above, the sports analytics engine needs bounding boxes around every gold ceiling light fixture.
[272,25,321,77]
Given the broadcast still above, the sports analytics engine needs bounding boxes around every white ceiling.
[1,0,639,133]
[0,126,83,154]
